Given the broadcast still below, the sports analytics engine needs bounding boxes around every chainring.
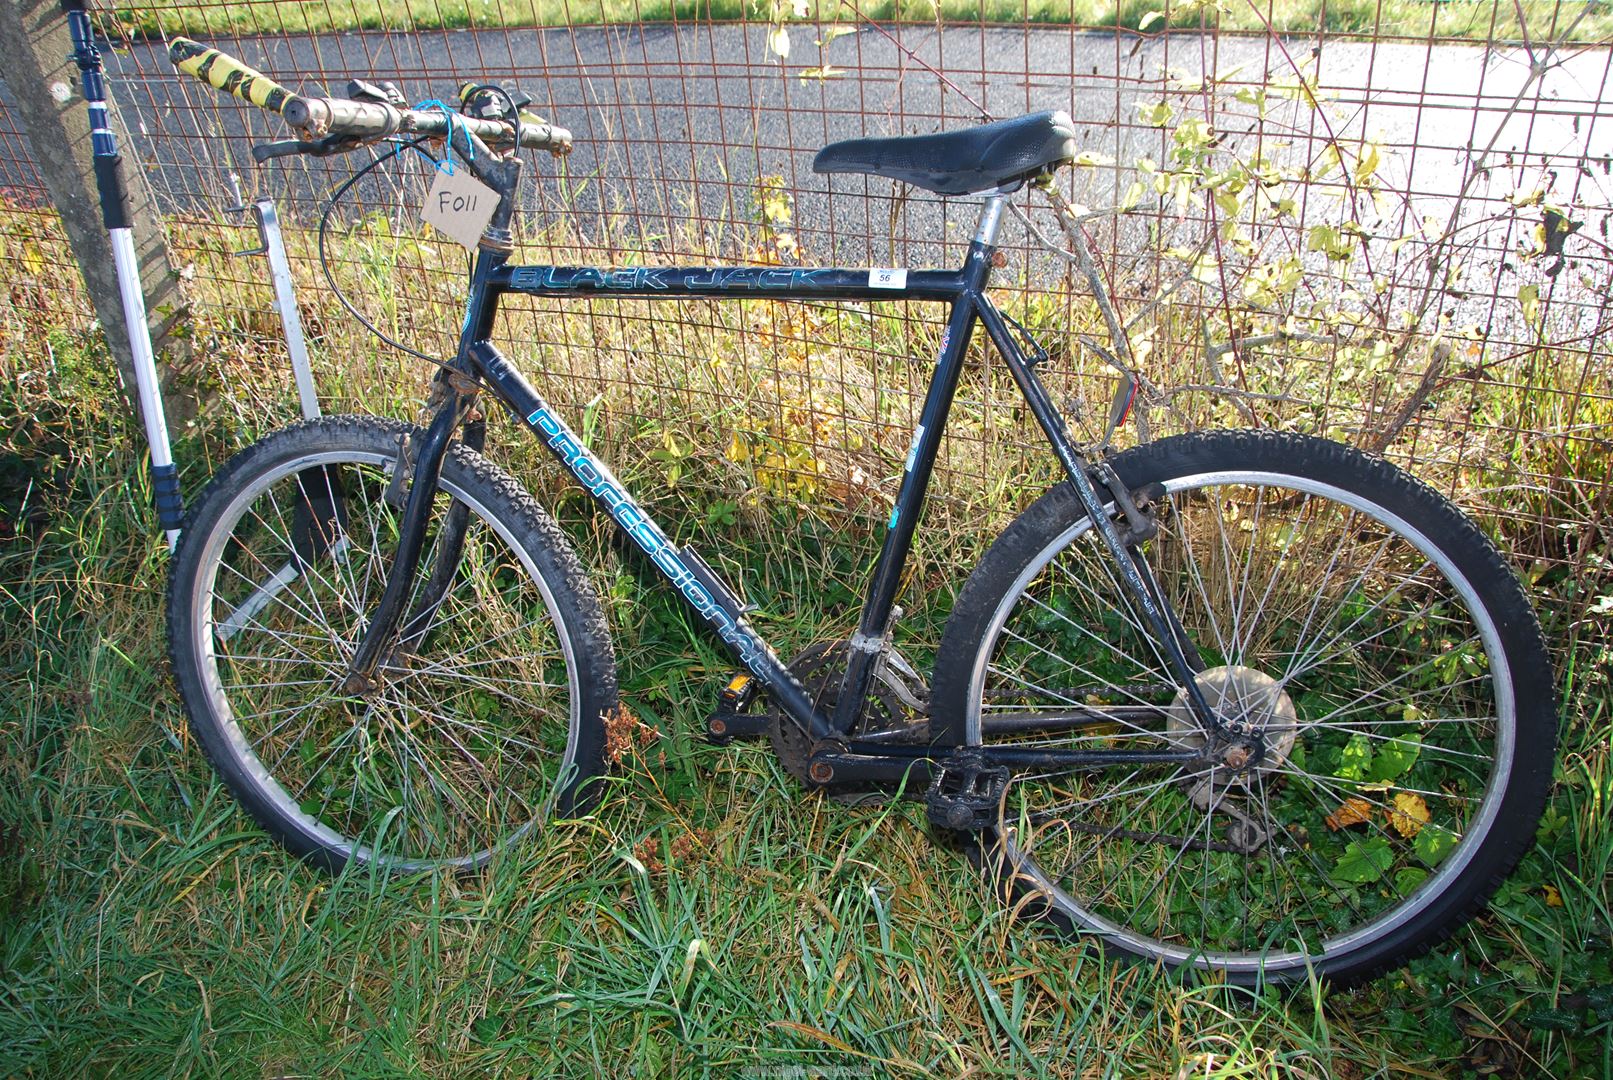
[768,640,928,803]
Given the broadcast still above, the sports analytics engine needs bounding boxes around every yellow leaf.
[769,1020,858,1055]
[1388,792,1429,838]
[1518,283,1540,325]
[1543,885,1564,908]
[1354,141,1381,185]
[1324,797,1373,831]
[767,25,791,60]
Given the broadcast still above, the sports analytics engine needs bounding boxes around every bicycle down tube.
[454,200,996,747]
[420,192,1219,766]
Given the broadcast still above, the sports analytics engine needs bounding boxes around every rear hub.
[1165,665,1298,774]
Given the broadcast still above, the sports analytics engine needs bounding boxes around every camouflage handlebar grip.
[168,37,299,116]
[169,37,572,155]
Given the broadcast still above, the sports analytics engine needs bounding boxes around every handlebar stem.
[465,149,522,253]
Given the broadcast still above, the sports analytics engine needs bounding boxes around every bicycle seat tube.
[829,195,1008,739]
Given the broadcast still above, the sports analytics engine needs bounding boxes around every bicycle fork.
[342,382,475,693]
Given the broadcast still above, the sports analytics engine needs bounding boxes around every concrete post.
[0,0,196,420]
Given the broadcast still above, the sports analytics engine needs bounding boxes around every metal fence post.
[224,176,321,422]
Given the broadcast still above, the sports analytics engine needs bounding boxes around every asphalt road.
[12,24,1613,267]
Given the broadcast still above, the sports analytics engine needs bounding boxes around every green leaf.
[1368,734,1422,782]
[1518,283,1541,325]
[1393,867,1428,894]
[815,26,857,46]
[1336,733,1372,780]
[1136,100,1174,127]
[1413,824,1458,866]
[1521,1008,1581,1033]
[1333,836,1393,883]
[1138,9,1164,29]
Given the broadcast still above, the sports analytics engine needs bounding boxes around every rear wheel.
[931,431,1555,985]
[167,416,617,873]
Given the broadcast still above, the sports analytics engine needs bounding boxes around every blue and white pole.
[61,0,183,548]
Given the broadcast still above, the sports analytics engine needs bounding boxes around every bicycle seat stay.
[812,110,1077,196]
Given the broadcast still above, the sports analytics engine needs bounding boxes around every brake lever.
[347,78,408,108]
[251,135,364,162]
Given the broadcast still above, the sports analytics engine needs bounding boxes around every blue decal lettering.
[523,405,768,673]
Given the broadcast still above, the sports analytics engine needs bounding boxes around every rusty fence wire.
[2,0,1610,623]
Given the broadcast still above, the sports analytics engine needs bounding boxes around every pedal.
[704,674,767,745]
[925,753,1011,831]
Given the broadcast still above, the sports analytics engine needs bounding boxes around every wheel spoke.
[959,451,1522,979]
[177,429,595,871]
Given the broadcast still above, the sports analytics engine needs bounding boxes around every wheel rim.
[188,448,584,871]
[965,470,1514,975]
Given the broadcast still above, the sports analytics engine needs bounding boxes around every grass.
[109,0,1613,49]
[2,177,1612,1077]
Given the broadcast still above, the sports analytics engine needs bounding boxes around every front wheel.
[166,416,618,873]
[931,431,1555,986]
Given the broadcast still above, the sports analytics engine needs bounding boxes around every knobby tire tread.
[930,430,1555,987]
[166,415,618,874]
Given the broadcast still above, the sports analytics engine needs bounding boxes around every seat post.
[974,193,1006,246]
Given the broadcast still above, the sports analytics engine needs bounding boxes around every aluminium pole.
[59,0,183,547]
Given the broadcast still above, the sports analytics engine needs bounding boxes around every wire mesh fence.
[2,0,1609,620]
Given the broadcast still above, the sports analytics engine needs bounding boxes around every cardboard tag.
[422,167,498,250]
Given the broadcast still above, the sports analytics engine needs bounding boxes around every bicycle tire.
[166,415,617,873]
[930,430,1555,986]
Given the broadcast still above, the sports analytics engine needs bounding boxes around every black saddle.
[813,111,1077,197]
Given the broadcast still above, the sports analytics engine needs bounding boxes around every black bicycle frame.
[347,158,1216,779]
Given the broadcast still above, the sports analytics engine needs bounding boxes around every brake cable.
[315,85,525,371]
[316,135,466,369]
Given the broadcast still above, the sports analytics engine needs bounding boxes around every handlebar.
[167,38,572,157]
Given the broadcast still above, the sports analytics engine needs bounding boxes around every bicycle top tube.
[489,263,969,303]
[485,191,1011,304]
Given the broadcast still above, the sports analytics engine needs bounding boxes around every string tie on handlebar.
[411,99,473,172]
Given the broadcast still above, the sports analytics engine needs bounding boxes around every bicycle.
[163,38,1557,987]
